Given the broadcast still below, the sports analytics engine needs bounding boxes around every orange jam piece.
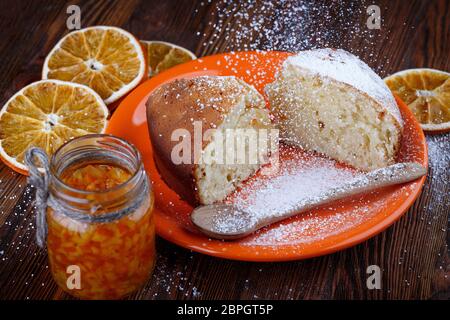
[46,162,155,300]
[61,163,132,191]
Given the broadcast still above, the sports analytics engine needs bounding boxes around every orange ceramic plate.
[106,51,428,262]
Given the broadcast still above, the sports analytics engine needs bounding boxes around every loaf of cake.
[266,48,403,171]
[146,76,274,206]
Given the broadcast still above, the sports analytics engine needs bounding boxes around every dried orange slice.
[0,80,108,174]
[43,26,146,105]
[140,40,196,77]
[384,68,450,133]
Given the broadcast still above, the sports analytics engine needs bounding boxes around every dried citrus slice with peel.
[384,68,450,133]
[140,40,196,77]
[0,80,108,174]
[43,26,146,105]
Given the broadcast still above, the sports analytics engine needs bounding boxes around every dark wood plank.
[0,0,448,300]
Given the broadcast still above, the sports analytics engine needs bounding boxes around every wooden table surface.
[0,0,448,300]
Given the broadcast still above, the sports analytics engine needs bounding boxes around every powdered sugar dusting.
[215,140,426,247]
[200,0,392,72]
[217,147,373,245]
[426,135,450,210]
[285,49,402,126]
[248,196,383,246]
[230,153,360,219]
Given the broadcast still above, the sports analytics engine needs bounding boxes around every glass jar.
[46,134,155,299]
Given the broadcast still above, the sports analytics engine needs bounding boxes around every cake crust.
[147,76,270,205]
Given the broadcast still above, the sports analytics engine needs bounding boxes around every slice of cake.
[147,76,274,206]
[266,48,403,171]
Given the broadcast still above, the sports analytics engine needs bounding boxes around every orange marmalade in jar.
[46,134,155,299]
